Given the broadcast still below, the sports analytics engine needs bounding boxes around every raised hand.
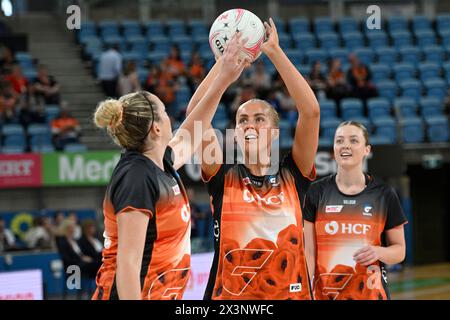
[217,32,251,86]
[261,17,280,55]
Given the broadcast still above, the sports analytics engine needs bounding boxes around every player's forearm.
[378,244,406,265]
[265,47,320,118]
[185,59,222,116]
[116,260,142,299]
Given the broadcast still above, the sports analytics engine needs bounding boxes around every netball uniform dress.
[203,152,315,300]
[303,173,407,300]
[92,147,191,300]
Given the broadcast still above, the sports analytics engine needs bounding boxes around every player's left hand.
[261,17,280,55]
[353,245,382,266]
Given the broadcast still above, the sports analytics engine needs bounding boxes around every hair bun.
[94,99,123,129]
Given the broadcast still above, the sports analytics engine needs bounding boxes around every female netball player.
[303,121,407,300]
[186,18,320,300]
[91,34,250,300]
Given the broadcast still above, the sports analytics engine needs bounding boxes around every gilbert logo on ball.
[209,8,266,62]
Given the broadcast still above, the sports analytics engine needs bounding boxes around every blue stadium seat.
[314,17,334,33]
[319,100,338,119]
[137,68,148,85]
[354,47,375,65]
[370,63,391,82]
[188,20,208,36]
[443,61,450,84]
[31,144,55,153]
[278,33,292,49]
[289,17,310,34]
[376,80,398,102]
[296,64,312,76]
[419,96,444,119]
[1,124,26,148]
[45,105,61,123]
[305,48,328,65]
[64,143,88,153]
[321,118,341,138]
[317,32,340,50]
[376,47,398,66]
[436,14,450,34]
[369,134,393,145]
[172,35,194,54]
[0,146,25,154]
[439,29,450,47]
[395,97,418,118]
[400,117,425,143]
[391,30,413,48]
[388,16,408,32]
[341,98,364,120]
[424,78,448,100]
[350,116,372,131]
[425,115,449,142]
[399,79,422,102]
[167,19,186,37]
[149,36,171,54]
[415,29,436,47]
[373,116,397,144]
[342,31,364,50]
[122,20,142,38]
[147,51,167,65]
[318,136,334,148]
[418,62,441,82]
[285,49,303,65]
[339,17,360,33]
[145,21,165,37]
[22,69,38,82]
[367,97,391,119]
[399,46,422,66]
[392,63,416,82]
[412,15,432,32]
[366,30,388,49]
[103,35,126,51]
[329,47,350,64]
[423,45,445,64]
[293,33,316,50]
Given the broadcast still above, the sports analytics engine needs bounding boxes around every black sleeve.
[164,146,174,166]
[281,151,316,198]
[203,163,228,198]
[384,187,408,231]
[303,182,320,223]
[112,160,158,217]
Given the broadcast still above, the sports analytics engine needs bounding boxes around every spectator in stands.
[24,216,54,250]
[78,219,103,264]
[53,211,65,236]
[98,44,122,98]
[187,52,205,91]
[326,58,351,106]
[67,211,82,240]
[118,60,141,96]
[51,107,81,151]
[308,60,327,99]
[0,45,14,73]
[155,63,177,111]
[0,80,18,123]
[347,54,378,103]
[33,64,60,105]
[0,217,16,253]
[18,101,46,130]
[56,218,99,279]
[163,45,186,81]
[5,63,28,95]
[249,61,271,97]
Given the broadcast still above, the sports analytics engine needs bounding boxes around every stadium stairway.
[6,13,115,150]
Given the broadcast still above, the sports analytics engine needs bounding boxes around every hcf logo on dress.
[324,221,371,235]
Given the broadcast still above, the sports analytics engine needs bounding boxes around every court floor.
[390,263,450,300]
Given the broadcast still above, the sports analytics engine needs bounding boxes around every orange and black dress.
[303,173,407,300]
[92,147,191,300]
[203,152,316,300]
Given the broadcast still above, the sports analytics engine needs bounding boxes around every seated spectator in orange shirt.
[326,58,351,106]
[163,45,186,80]
[188,52,205,91]
[33,64,60,105]
[347,53,378,103]
[0,80,19,123]
[51,106,81,150]
[5,64,28,95]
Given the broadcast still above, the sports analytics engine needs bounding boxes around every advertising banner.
[0,154,42,188]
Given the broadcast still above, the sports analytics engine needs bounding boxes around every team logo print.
[289,283,302,292]
[363,205,373,217]
[325,205,343,213]
[324,221,339,235]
